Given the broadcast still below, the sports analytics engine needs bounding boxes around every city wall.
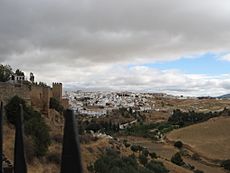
[0,82,31,105]
[0,82,68,117]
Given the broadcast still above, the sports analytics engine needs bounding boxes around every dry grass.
[154,98,230,112]
[81,137,133,173]
[3,123,60,173]
[167,116,230,160]
[160,159,192,173]
[3,123,15,161]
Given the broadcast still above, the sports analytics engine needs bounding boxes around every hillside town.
[66,90,227,117]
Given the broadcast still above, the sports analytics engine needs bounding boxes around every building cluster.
[66,91,156,116]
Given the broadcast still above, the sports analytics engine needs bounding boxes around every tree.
[30,72,35,82]
[15,69,25,76]
[49,97,64,113]
[0,64,13,82]
[174,141,183,149]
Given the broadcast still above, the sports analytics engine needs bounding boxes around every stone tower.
[52,83,62,102]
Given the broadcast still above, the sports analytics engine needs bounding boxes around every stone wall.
[52,83,62,102]
[0,82,67,118]
[0,82,31,105]
[30,85,53,117]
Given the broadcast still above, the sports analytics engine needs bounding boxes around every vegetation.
[15,69,25,76]
[174,141,183,149]
[139,154,148,166]
[145,160,169,173]
[193,170,204,173]
[5,96,51,157]
[221,160,230,171]
[49,97,64,113]
[0,64,13,82]
[168,109,229,127]
[125,122,176,139]
[130,145,139,153]
[89,148,168,173]
[142,148,149,157]
[171,152,184,166]
[149,152,157,159]
[79,120,120,135]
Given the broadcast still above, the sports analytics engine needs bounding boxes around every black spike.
[60,109,83,173]
[14,104,27,173]
[0,102,3,173]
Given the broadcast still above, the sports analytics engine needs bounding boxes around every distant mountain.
[218,94,230,99]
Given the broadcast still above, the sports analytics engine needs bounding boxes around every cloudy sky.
[0,0,230,96]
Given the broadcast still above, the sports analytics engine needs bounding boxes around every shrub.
[193,169,204,173]
[221,160,230,171]
[174,141,183,149]
[92,148,168,173]
[25,117,51,156]
[49,97,64,113]
[146,160,169,173]
[142,148,149,157]
[149,152,157,159]
[5,95,26,125]
[139,154,148,166]
[171,152,184,166]
[131,145,139,153]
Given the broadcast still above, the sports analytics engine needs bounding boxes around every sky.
[0,0,230,96]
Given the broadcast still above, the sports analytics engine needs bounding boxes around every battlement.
[52,82,63,102]
[0,81,68,117]
[0,82,31,105]
[52,82,62,86]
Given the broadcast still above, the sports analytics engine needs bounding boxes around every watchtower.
[52,83,62,102]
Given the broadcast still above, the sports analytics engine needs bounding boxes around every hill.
[167,116,230,161]
[218,94,230,99]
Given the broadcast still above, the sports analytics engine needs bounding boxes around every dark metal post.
[0,102,3,173]
[14,104,27,173]
[60,109,83,173]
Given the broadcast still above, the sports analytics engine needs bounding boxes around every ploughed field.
[167,116,230,160]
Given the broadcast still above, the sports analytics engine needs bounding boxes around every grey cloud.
[0,0,230,96]
[1,0,230,65]
[221,81,230,90]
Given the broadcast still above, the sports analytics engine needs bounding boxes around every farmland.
[167,116,230,161]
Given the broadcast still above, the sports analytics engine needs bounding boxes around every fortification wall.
[0,82,67,118]
[30,85,44,110]
[52,83,62,102]
[30,85,52,116]
[0,82,31,105]
[42,86,52,117]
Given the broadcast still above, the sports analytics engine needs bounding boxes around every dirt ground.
[167,116,230,160]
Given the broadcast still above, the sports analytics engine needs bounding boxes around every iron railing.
[0,101,83,173]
